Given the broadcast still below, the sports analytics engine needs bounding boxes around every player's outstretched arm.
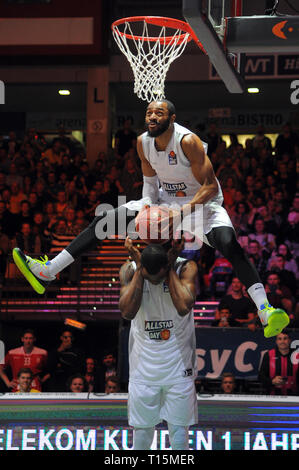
[119,238,144,321]
[167,239,198,316]
[181,133,219,212]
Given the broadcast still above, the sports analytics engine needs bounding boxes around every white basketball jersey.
[141,122,223,206]
[128,259,197,385]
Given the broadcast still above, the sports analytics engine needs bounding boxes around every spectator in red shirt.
[0,329,48,391]
[258,332,299,395]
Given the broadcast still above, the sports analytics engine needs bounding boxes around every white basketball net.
[112,20,190,102]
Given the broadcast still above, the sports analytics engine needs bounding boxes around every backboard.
[183,0,299,93]
[183,0,245,93]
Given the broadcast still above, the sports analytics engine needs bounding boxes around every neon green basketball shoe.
[12,248,55,294]
[259,302,290,338]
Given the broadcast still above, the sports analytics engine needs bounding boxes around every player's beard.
[146,116,171,137]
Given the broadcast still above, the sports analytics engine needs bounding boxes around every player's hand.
[167,236,185,268]
[272,376,284,386]
[125,236,142,269]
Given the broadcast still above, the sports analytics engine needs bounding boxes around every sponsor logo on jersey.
[175,190,186,197]
[160,329,170,340]
[162,181,187,196]
[145,320,173,341]
[168,150,177,165]
[182,368,193,377]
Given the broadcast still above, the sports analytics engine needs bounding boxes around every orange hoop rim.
[111,16,198,45]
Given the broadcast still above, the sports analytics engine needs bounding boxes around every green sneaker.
[259,302,290,338]
[12,248,55,294]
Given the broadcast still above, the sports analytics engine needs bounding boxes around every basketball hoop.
[111,16,205,102]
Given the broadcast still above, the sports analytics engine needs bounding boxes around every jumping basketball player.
[13,99,289,337]
[120,236,198,450]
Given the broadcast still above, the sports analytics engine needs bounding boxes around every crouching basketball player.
[119,236,198,450]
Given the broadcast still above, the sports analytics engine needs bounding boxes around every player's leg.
[206,226,289,337]
[133,427,155,450]
[167,424,189,450]
[13,206,136,294]
[161,381,197,450]
[128,381,161,450]
[206,226,260,288]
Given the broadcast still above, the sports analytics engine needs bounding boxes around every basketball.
[135,205,173,244]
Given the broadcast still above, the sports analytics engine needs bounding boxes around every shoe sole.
[264,309,290,338]
[12,248,45,295]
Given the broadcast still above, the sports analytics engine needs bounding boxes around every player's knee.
[168,424,189,450]
[209,227,239,258]
[133,427,155,450]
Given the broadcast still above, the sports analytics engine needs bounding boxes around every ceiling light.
[247,87,260,94]
[58,89,70,96]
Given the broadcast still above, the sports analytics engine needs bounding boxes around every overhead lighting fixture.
[58,89,70,96]
[247,87,260,94]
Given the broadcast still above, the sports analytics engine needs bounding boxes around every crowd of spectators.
[2,327,297,396]
[0,122,142,285]
[199,122,298,327]
[0,327,121,393]
[0,118,298,393]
